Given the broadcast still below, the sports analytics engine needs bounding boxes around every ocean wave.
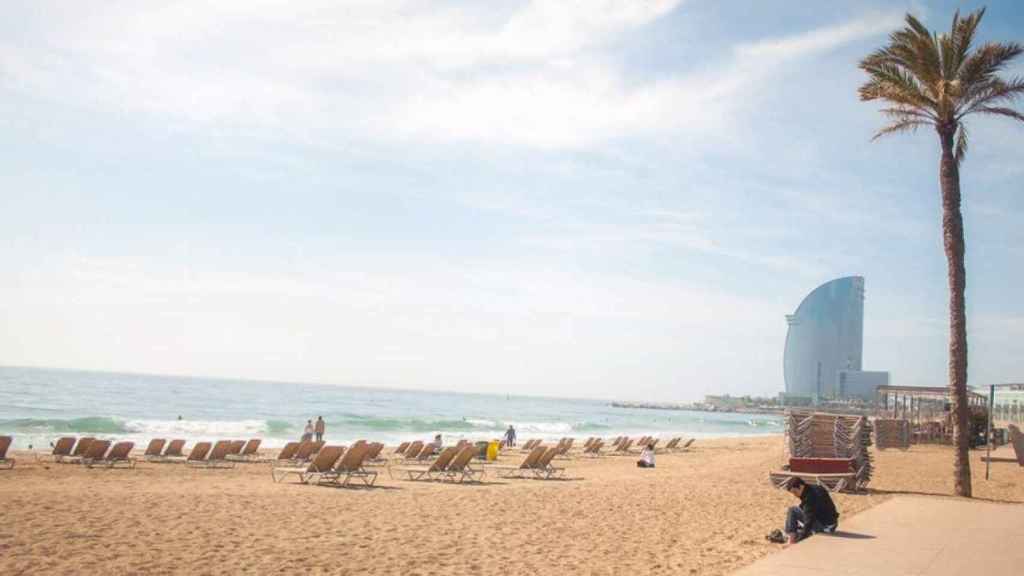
[0,416,130,434]
[324,416,608,436]
[0,416,295,438]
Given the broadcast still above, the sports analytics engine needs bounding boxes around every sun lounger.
[80,439,112,466]
[143,439,167,461]
[319,443,378,487]
[226,440,246,457]
[61,437,97,464]
[287,440,323,464]
[394,446,459,481]
[520,439,540,451]
[272,441,301,463]
[0,436,15,469]
[272,445,346,483]
[400,442,438,464]
[226,439,262,462]
[529,447,566,480]
[188,441,236,468]
[555,438,574,457]
[163,439,186,458]
[86,441,136,469]
[614,438,634,454]
[184,442,212,464]
[440,446,486,483]
[491,446,547,478]
[186,438,235,467]
[50,436,76,462]
[364,440,387,463]
[239,438,262,460]
[394,441,410,455]
[582,439,604,457]
[402,441,425,460]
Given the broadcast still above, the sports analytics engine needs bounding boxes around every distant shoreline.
[610,401,785,416]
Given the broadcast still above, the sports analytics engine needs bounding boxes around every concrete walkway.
[733,495,1024,575]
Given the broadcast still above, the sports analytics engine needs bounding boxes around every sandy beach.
[2,436,1022,575]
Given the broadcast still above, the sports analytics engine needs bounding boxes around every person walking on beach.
[636,443,655,468]
[302,420,314,443]
[769,477,839,546]
[314,416,325,442]
[504,425,516,448]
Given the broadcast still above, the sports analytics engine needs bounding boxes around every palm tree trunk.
[938,126,972,497]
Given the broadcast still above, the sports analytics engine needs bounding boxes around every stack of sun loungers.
[0,436,15,469]
[874,418,912,450]
[769,411,873,493]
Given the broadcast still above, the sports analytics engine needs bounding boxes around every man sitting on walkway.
[779,477,839,546]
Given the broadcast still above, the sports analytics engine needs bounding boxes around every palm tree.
[858,8,1023,497]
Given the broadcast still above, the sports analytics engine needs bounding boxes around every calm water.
[0,366,782,449]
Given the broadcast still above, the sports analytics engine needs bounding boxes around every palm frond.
[885,25,943,90]
[880,106,937,123]
[954,123,968,165]
[973,106,1024,122]
[959,77,1024,118]
[957,42,1024,90]
[859,61,937,110]
[871,119,930,141]
[860,8,1021,144]
[950,8,985,77]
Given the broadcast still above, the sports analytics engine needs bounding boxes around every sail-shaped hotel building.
[783,276,887,403]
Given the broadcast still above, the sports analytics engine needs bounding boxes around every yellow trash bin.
[487,440,500,461]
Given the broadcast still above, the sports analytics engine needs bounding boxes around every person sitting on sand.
[427,433,443,455]
[302,420,314,442]
[770,477,839,545]
[636,443,655,468]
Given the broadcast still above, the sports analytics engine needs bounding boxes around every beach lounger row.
[490,446,566,480]
[272,443,378,487]
[43,436,137,467]
[393,445,485,483]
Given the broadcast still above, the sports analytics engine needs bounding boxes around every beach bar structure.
[876,385,987,420]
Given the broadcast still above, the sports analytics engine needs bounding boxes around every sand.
[2,437,1022,575]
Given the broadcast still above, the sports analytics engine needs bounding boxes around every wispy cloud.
[0,2,902,150]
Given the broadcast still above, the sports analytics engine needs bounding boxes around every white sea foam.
[123,418,275,437]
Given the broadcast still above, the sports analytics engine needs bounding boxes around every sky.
[1,0,1022,402]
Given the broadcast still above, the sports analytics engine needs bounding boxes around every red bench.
[788,457,856,474]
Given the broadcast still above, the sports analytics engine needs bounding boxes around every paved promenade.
[734,495,1024,575]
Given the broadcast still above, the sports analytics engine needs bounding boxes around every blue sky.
[1,0,1022,401]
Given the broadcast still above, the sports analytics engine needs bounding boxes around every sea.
[0,366,782,450]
